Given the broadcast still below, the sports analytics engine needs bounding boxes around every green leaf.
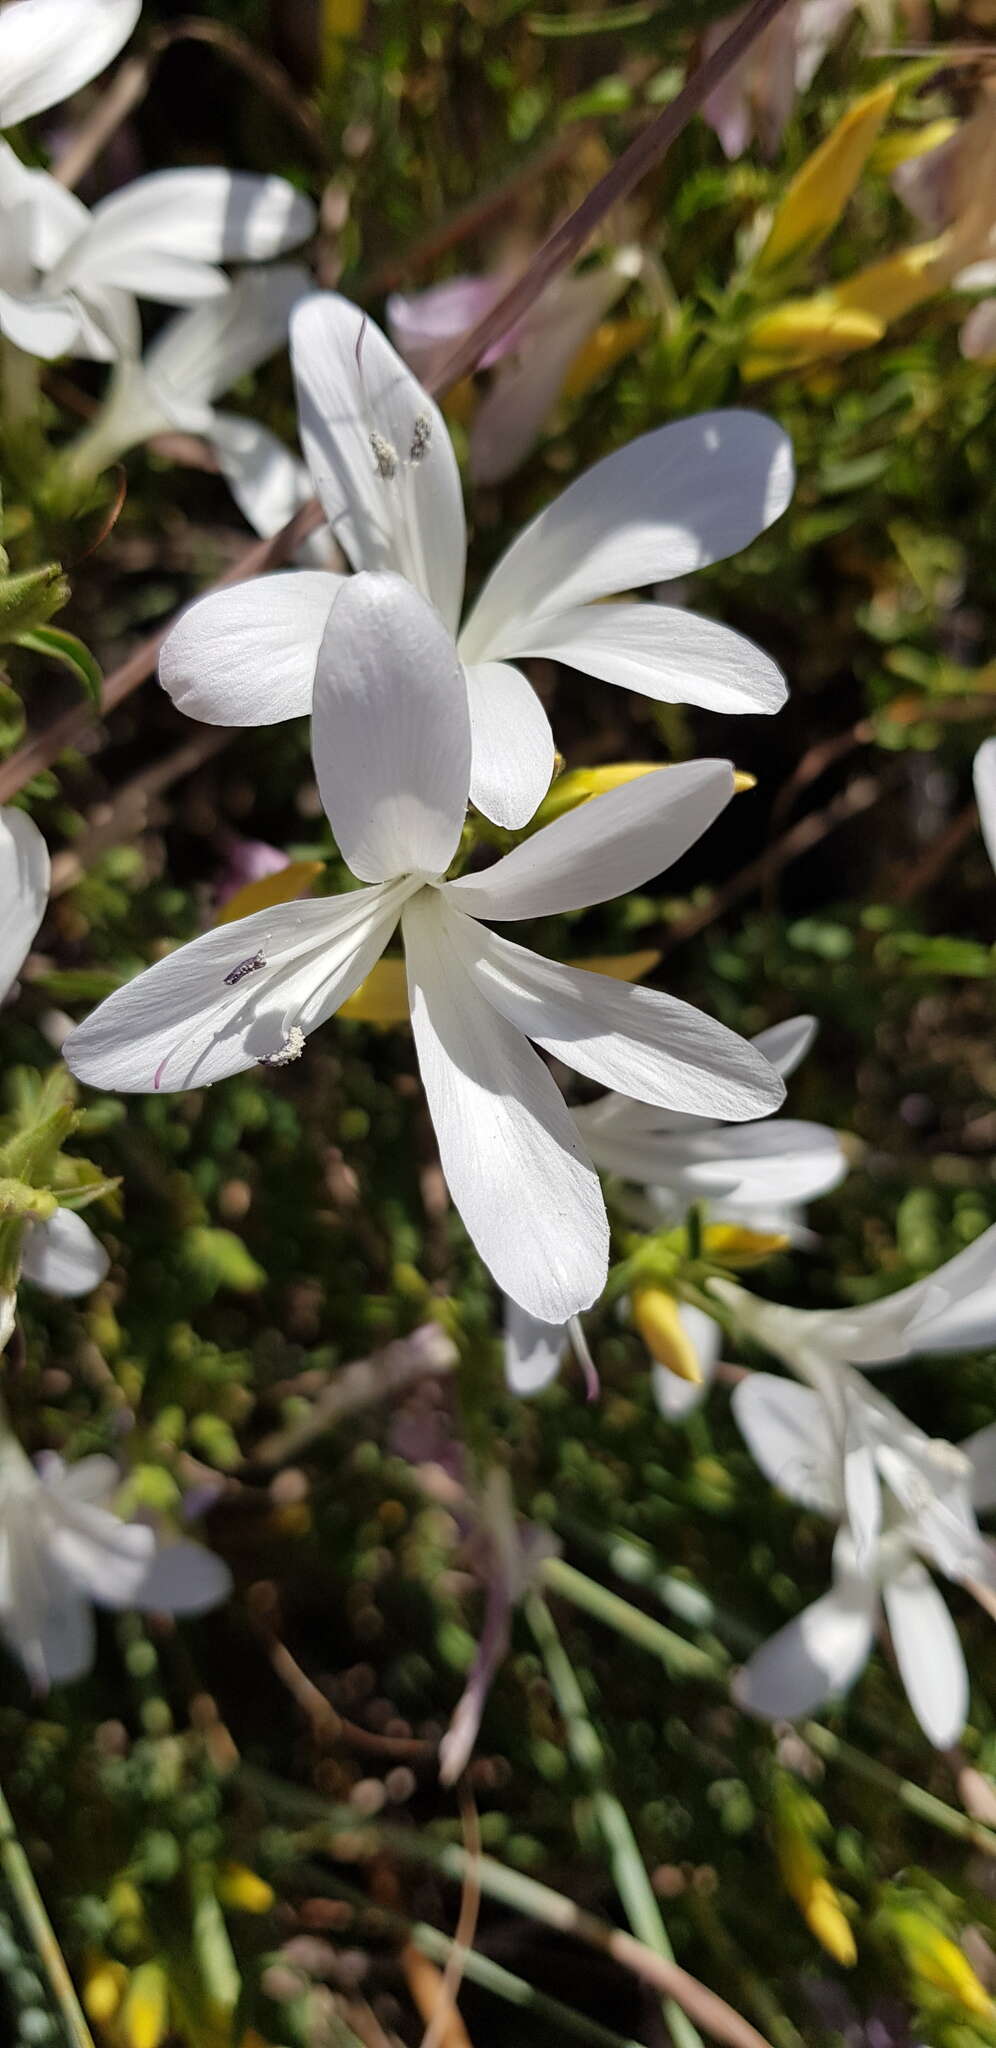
[15,624,102,707]
[0,675,25,755]
[0,563,70,639]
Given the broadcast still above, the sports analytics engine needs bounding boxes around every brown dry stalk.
[3,0,792,810]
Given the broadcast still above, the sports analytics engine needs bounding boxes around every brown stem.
[425,0,794,393]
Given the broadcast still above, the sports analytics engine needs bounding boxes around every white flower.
[159,292,793,830]
[66,571,782,1322]
[501,1013,844,1413]
[387,252,640,486]
[975,736,996,877]
[731,1364,996,1746]
[0,0,140,131]
[0,806,109,1303]
[0,147,315,364]
[0,1437,231,1688]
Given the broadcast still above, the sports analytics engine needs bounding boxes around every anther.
[259,1026,305,1068]
[409,414,432,463]
[370,431,398,480]
[224,950,266,986]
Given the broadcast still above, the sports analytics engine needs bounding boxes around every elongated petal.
[44,1454,119,1506]
[135,1541,232,1615]
[652,1304,720,1421]
[210,415,317,546]
[0,0,140,128]
[864,1219,996,1362]
[159,571,341,726]
[64,885,405,1093]
[504,1300,566,1396]
[403,892,607,1322]
[733,1576,878,1722]
[455,920,784,1120]
[882,1560,968,1747]
[464,660,554,830]
[469,262,633,487]
[974,737,996,877]
[291,294,465,631]
[461,412,793,660]
[752,1014,817,1078]
[145,265,311,413]
[62,170,315,298]
[0,805,49,1000]
[446,759,734,923]
[488,601,786,716]
[33,1583,95,1686]
[48,1501,155,1604]
[732,1373,839,1512]
[21,1208,109,1297]
[581,1113,843,1201]
[843,1404,881,1571]
[963,1421,996,1512]
[387,275,511,384]
[0,286,88,359]
[313,573,470,883]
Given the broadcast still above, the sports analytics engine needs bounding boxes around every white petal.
[882,1560,968,1748]
[313,573,471,884]
[0,286,87,359]
[159,570,342,727]
[732,1373,839,1512]
[21,1208,108,1296]
[751,1014,817,1079]
[974,738,996,876]
[446,759,734,923]
[503,1299,566,1396]
[463,661,554,830]
[455,920,784,1121]
[652,1304,720,1421]
[34,1585,95,1686]
[733,1575,878,1722]
[489,602,786,717]
[135,1541,232,1615]
[48,1502,155,1604]
[145,264,310,414]
[403,891,608,1323]
[291,293,466,632]
[64,886,404,1093]
[582,1114,844,1203]
[62,170,315,297]
[44,1454,119,1506]
[24,164,90,268]
[209,415,314,542]
[461,411,794,660]
[963,1421,996,1513]
[0,0,139,127]
[469,262,633,487]
[0,805,49,999]
[877,1219,996,1360]
[843,1404,881,1572]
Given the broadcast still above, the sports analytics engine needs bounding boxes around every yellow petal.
[121,1963,169,2048]
[893,1913,993,2015]
[632,1288,702,1383]
[703,1222,789,1266]
[831,235,955,325]
[870,118,958,173]
[805,1877,858,1968]
[216,860,324,927]
[746,296,884,363]
[563,316,653,401]
[342,947,663,1026]
[760,83,897,271]
[216,1862,275,1914]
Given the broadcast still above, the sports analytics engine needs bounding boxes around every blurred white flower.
[160,291,793,830]
[67,571,782,1323]
[0,0,140,132]
[0,151,315,364]
[702,0,855,161]
[0,1436,231,1688]
[731,1363,996,1746]
[0,807,109,1305]
[387,252,639,485]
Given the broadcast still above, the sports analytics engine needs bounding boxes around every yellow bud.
[632,1288,702,1383]
[805,1876,858,1968]
[760,83,897,271]
[744,296,884,374]
[532,760,753,832]
[217,859,324,927]
[121,1962,169,2048]
[892,1911,994,2016]
[83,1955,127,2024]
[775,1791,857,1967]
[563,316,653,400]
[703,1222,789,1267]
[831,235,955,326]
[869,118,958,173]
[216,1861,275,1913]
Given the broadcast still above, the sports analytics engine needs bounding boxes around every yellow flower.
[216,1862,275,1914]
[217,859,324,927]
[703,1222,789,1267]
[891,1909,993,2016]
[120,1962,170,2048]
[632,1287,702,1383]
[759,83,896,272]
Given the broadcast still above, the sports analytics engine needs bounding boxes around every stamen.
[259,1026,305,1069]
[409,414,432,463]
[370,431,398,480]
[224,950,266,987]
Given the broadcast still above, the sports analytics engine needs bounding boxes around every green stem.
[306,1865,646,2048]
[556,1520,759,1655]
[526,1588,704,2048]
[0,1780,96,2048]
